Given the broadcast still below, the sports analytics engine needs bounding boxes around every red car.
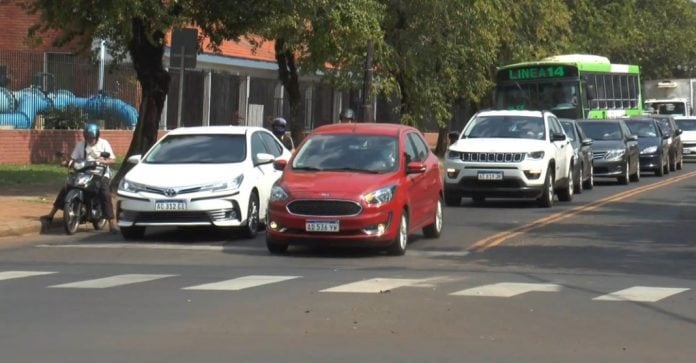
[266,123,443,255]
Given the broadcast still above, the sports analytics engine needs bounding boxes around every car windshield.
[676,118,696,131]
[656,119,674,134]
[580,122,623,141]
[626,121,658,138]
[560,121,577,141]
[144,134,246,164]
[463,116,546,140]
[292,134,398,173]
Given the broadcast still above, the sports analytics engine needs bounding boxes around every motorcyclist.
[339,108,355,123]
[41,123,117,232]
[271,117,295,151]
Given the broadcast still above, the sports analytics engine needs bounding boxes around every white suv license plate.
[155,200,187,211]
[478,171,503,181]
[306,221,340,232]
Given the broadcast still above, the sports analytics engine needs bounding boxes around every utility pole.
[362,41,374,122]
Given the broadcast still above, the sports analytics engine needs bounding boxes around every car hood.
[681,130,696,143]
[281,171,398,199]
[450,138,548,152]
[637,137,660,149]
[591,140,625,152]
[126,163,245,187]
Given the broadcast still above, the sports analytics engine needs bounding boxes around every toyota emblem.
[165,188,177,197]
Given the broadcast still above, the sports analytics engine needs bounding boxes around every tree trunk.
[275,39,303,145]
[434,126,449,156]
[111,18,170,190]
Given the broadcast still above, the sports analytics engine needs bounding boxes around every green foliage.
[0,163,66,186]
[39,106,87,130]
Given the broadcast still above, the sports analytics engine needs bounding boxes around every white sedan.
[116,126,292,240]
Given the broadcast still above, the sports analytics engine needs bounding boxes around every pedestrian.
[41,123,118,233]
[271,117,295,151]
[339,108,355,123]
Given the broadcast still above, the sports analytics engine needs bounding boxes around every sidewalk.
[0,194,56,238]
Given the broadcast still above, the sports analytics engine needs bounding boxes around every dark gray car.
[577,119,640,185]
[623,117,670,176]
[650,114,683,171]
[560,118,594,193]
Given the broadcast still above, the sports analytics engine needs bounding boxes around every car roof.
[164,125,266,136]
[623,117,653,122]
[673,116,696,120]
[577,119,623,123]
[310,122,415,136]
[476,110,545,118]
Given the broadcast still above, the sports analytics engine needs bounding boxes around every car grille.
[144,186,203,197]
[131,209,237,223]
[683,142,696,148]
[459,152,526,163]
[592,151,607,160]
[287,200,362,216]
[459,179,523,188]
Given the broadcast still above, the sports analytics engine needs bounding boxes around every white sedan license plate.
[155,200,187,211]
[478,171,503,180]
[306,221,340,232]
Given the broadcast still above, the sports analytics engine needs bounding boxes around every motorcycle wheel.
[63,199,81,235]
[93,219,107,230]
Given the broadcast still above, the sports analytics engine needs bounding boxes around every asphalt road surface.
[1,163,696,363]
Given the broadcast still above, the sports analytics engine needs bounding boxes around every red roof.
[165,31,277,62]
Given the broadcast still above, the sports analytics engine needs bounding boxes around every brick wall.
[0,130,167,164]
[0,3,65,52]
[0,129,441,164]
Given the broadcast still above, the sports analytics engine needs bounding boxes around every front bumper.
[638,153,662,171]
[683,144,696,158]
[444,161,546,199]
[592,159,627,177]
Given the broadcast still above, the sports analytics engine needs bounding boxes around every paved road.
[1,163,696,363]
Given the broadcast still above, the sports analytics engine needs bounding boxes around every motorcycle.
[60,152,111,235]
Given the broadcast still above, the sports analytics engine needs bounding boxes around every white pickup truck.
[444,110,575,208]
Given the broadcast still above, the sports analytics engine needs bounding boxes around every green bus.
[494,54,643,119]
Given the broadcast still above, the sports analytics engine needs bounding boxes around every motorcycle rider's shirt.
[71,139,116,178]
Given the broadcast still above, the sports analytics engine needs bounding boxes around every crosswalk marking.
[450,282,562,297]
[593,286,690,302]
[320,278,429,293]
[49,274,176,289]
[0,271,57,281]
[182,275,300,291]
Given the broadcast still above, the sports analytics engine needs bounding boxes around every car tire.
[242,191,260,239]
[670,153,676,171]
[121,226,146,241]
[423,198,442,239]
[266,234,289,254]
[574,163,583,194]
[630,160,640,182]
[537,168,554,208]
[677,152,683,170]
[444,191,461,207]
[618,160,630,185]
[583,164,594,190]
[558,166,573,202]
[388,211,409,256]
[656,155,665,177]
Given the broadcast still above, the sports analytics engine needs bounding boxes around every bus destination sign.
[498,65,578,82]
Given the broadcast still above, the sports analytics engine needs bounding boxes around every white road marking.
[407,250,470,257]
[450,282,562,297]
[37,243,251,252]
[49,274,176,289]
[320,278,430,293]
[182,275,300,291]
[593,286,690,302]
[0,271,57,281]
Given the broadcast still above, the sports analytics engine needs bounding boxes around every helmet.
[340,108,355,122]
[271,117,288,137]
[83,123,100,142]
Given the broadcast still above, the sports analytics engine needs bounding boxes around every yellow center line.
[469,170,696,252]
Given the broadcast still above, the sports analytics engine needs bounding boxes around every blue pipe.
[84,95,138,128]
[0,88,51,129]
[0,87,14,112]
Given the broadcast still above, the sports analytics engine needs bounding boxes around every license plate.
[155,200,187,211]
[306,221,340,232]
[477,171,503,180]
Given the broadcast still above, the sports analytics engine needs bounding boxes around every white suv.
[444,110,575,207]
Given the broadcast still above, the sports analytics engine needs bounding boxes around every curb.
[0,220,58,238]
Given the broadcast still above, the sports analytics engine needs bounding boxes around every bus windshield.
[495,81,579,118]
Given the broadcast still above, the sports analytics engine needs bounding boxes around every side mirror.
[255,153,275,166]
[551,133,566,141]
[676,129,683,136]
[448,131,459,145]
[273,159,288,171]
[406,161,426,174]
[126,155,142,164]
[581,138,593,146]
[627,134,638,142]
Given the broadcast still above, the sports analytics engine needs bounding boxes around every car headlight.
[447,150,462,159]
[270,185,288,202]
[202,175,244,193]
[604,149,626,160]
[527,151,545,160]
[362,185,396,206]
[118,179,145,193]
[641,146,658,154]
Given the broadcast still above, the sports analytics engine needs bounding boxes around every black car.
[650,114,683,171]
[577,119,640,185]
[560,118,594,193]
[623,117,670,176]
